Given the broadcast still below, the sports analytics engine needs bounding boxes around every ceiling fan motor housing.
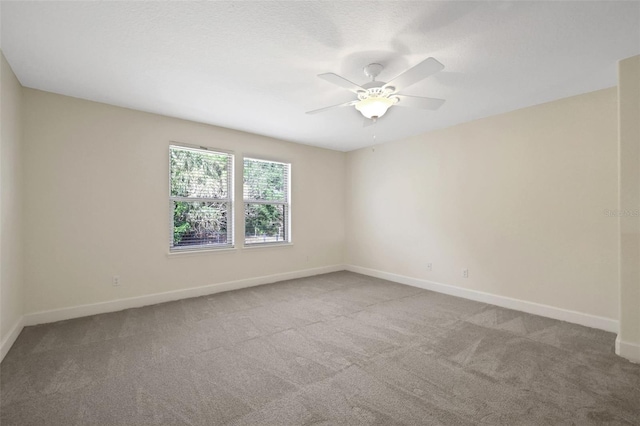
[357,65,399,119]
[357,86,397,101]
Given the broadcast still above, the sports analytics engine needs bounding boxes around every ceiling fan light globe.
[355,96,396,119]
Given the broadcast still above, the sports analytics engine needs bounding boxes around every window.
[169,144,233,251]
[243,158,290,245]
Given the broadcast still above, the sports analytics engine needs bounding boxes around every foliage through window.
[244,158,290,245]
[170,145,233,250]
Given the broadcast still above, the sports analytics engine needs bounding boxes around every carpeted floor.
[1,271,639,425]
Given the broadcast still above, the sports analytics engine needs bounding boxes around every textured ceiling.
[2,1,639,151]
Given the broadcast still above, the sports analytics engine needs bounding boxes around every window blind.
[171,145,231,200]
[243,158,288,203]
[170,145,233,250]
[243,158,290,245]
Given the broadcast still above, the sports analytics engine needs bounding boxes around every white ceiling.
[2,1,639,152]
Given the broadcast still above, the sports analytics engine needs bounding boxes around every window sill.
[167,247,237,257]
[242,242,294,250]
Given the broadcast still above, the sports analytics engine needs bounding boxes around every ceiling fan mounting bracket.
[363,63,384,81]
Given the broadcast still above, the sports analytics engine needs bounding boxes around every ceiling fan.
[306,57,446,123]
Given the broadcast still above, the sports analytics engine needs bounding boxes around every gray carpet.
[1,271,639,425]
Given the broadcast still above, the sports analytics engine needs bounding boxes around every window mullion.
[243,199,287,205]
[171,196,230,203]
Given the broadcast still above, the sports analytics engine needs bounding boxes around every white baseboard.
[346,264,619,333]
[24,264,345,326]
[1,316,24,362]
[13,263,621,358]
[616,336,640,363]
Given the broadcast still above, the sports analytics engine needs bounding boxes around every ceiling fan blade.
[306,100,357,115]
[383,57,444,91]
[318,73,365,93]
[395,95,445,110]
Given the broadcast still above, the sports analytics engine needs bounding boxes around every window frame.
[169,142,234,252]
[243,156,291,247]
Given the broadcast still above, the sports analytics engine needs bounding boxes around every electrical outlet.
[463,269,469,278]
[112,275,120,286]
[427,263,432,271]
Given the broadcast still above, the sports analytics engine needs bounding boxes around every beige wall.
[22,89,345,314]
[617,55,640,362]
[8,65,628,337]
[346,88,619,321]
[1,53,24,343]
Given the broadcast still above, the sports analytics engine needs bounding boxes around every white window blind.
[170,144,233,250]
[243,158,290,245]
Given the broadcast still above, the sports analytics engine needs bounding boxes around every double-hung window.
[243,158,291,245]
[169,144,233,251]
